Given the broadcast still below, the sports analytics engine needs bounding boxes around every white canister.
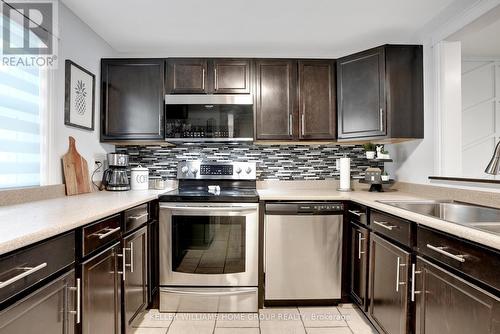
[130,165,149,190]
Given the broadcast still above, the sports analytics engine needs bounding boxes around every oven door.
[159,202,258,286]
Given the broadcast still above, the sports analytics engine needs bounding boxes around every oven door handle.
[160,205,256,213]
[161,289,255,296]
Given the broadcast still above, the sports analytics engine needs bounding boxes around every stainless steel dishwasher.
[264,202,343,302]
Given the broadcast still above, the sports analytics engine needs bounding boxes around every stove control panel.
[177,161,256,180]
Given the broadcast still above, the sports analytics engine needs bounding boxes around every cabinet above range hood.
[164,94,254,143]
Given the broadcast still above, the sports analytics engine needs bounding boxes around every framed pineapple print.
[64,60,95,130]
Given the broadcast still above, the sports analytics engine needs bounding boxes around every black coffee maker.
[101,153,130,191]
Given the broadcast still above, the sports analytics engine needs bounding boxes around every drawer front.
[417,226,500,292]
[347,202,367,225]
[0,232,75,306]
[124,204,149,232]
[82,214,121,256]
[370,211,412,247]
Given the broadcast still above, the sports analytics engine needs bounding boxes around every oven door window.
[172,215,246,274]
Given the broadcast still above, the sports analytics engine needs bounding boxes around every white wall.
[47,4,116,185]
[386,0,500,192]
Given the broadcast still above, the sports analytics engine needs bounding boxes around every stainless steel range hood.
[165,94,253,105]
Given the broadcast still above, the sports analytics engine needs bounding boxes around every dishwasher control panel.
[266,202,344,215]
[298,203,344,213]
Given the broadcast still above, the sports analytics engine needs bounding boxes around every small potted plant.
[363,142,376,159]
[381,171,390,182]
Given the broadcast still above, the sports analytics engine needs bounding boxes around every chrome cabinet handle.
[379,108,384,131]
[129,242,134,273]
[349,210,363,217]
[121,247,128,281]
[129,213,148,221]
[93,226,120,239]
[373,220,396,231]
[411,263,422,302]
[0,262,47,289]
[301,114,305,136]
[396,257,406,292]
[358,232,365,260]
[69,278,81,323]
[214,67,218,90]
[202,68,206,89]
[426,244,466,263]
[288,114,293,136]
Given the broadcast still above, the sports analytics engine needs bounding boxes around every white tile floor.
[131,304,377,334]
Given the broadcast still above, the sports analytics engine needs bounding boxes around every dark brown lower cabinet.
[82,243,121,334]
[123,226,148,330]
[369,233,410,334]
[414,256,500,334]
[0,270,76,334]
[350,221,369,310]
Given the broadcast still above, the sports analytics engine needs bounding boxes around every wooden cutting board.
[62,136,92,196]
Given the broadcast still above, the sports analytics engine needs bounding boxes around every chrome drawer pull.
[129,213,148,221]
[0,262,47,289]
[349,210,363,217]
[373,220,396,231]
[69,278,81,323]
[426,244,466,263]
[93,227,120,239]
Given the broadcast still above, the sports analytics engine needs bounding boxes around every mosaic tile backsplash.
[115,144,384,181]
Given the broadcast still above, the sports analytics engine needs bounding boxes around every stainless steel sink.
[377,200,500,235]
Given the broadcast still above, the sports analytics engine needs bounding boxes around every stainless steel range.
[158,161,259,312]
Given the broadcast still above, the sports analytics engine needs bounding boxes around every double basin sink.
[377,200,500,235]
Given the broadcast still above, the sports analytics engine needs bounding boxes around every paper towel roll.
[339,157,351,191]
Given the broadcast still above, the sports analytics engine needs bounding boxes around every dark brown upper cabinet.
[337,45,423,141]
[166,58,208,94]
[166,58,251,95]
[101,59,164,141]
[212,59,251,94]
[298,60,336,140]
[255,59,297,140]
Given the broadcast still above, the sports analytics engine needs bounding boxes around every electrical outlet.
[94,153,107,171]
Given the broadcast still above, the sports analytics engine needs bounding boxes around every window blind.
[0,13,43,188]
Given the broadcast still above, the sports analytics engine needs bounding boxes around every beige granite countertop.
[1,180,499,256]
[0,189,173,256]
[257,183,500,251]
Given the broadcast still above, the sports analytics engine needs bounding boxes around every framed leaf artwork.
[64,60,95,130]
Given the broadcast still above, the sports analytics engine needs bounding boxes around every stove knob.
[245,167,252,174]
[181,166,189,174]
[191,168,198,175]
[235,167,242,174]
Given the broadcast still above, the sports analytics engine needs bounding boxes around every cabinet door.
[0,270,76,334]
[350,222,368,310]
[82,245,121,334]
[337,48,386,139]
[212,59,251,94]
[124,226,148,329]
[101,59,164,141]
[255,60,297,140]
[166,59,208,94]
[415,256,500,334]
[369,233,409,334]
[298,60,336,140]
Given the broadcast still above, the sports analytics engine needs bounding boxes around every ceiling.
[448,5,500,58]
[62,0,457,58]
